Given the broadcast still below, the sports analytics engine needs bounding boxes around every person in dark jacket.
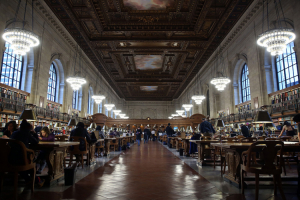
[144,127,151,144]
[189,132,199,155]
[136,127,142,146]
[3,120,17,138]
[9,120,45,187]
[166,123,174,147]
[36,127,54,174]
[240,124,250,137]
[70,122,93,163]
[200,118,215,136]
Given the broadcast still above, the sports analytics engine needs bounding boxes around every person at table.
[69,122,92,163]
[292,114,300,142]
[166,123,174,147]
[240,124,250,137]
[36,127,54,174]
[144,127,150,144]
[9,119,45,188]
[189,132,200,155]
[200,118,215,137]
[278,121,295,137]
[3,120,17,138]
[136,127,142,146]
[109,130,115,137]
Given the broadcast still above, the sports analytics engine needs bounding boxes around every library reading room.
[0,0,299,199]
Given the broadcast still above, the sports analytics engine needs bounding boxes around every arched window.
[47,63,57,102]
[207,89,210,116]
[72,90,78,109]
[87,88,94,115]
[111,108,114,118]
[1,42,23,89]
[241,64,251,102]
[87,92,90,114]
[276,42,299,90]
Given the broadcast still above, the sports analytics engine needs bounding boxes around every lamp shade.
[48,125,53,130]
[68,118,77,126]
[252,111,273,123]
[215,120,225,127]
[233,124,239,129]
[102,125,109,132]
[19,109,37,121]
[54,122,62,128]
[89,122,97,129]
[179,126,185,132]
[186,126,193,133]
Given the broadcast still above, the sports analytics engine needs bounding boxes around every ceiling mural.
[123,0,175,10]
[45,0,254,101]
[140,86,158,91]
[134,55,163,70]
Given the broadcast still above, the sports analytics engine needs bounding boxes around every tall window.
[87,92,90,114]
[98,102,102,113]
[276,42,299,90]
[1,42,23,89]
[241,64,251,102]
[47,63,57,102]
[72,90,78,109]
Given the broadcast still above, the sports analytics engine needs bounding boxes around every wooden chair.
[241,141,286,200]
[96,140,105,157]
[257,136,267,141]
[240,138,258,165]
[68,136,89,168]
[223,138,240,143]
[0,138,36,199]
[56,135,68,141]
[109,138,118,151]
[235,135,245,139]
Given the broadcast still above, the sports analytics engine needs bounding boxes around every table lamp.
[19,109,37,121]
[68,118,77,128]
[89,122,97,130]
[186,126,193,133]
[54,122,62,128]
[252,111,273,136]
[215,119,225,139]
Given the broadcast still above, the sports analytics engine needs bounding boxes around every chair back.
[265,138,282,141]
[109,135,114,138]
[235,135,245,139]
[56,135,68,141]
[69,136,88,154]
[0,138,35,172]
[244,141,284,172]
[240,138,258,143]
[257,136,267,141]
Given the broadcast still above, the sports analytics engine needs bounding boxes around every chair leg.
[273,174,277,195]
[241,169,245,195]
[255,173,259,200]
[282,158,287,176]
[275,174,286,200]
[81,154,84,169]
[214,153,216,169]
[287,159,291,169]
[14,172,18,200]
[223,157,226,174]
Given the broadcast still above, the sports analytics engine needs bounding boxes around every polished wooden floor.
[2,141,295,200]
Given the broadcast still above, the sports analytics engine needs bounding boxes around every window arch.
[276,42,299,90]
[1,42,23,89]
[241,64,251,102]
[47,63,57,102]
[72,90,78,109]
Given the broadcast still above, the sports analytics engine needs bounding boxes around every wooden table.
[170,137,177,148]
[190,140,220,166]
[55,135,69,141]
[104,138,115,156]
[211,142,300,188]
[31,141,79,186]
[175,137,183,151]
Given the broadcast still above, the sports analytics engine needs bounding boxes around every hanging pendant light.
[211,77,230,91]
[257,0,296,56]
[92,95,105,104]
[104,104,115,111]
[66,77,86,90]
[182,104,193,111]
[192,95,205,104]
[119,113,126,118]
[113,110,121,116]
[176,110,185,115]
[2,0,40,55]
[171,114,179,117]
[168,117,172,119]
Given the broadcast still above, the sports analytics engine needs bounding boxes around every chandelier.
[92,95,105,104]
[176,110,185,115]
[2,0,40,55]
[113,110,121,116]
[182,104,193,111]
[168,117,172,119]
[257,0,296,56]
[119,113,126,118]
[2,29,39,55]
[122,116,129,119]
[195,100,203,104]
[211,77,230,91]
[104,104,115,111]
[66,77,86,90]
[171,114,179,117]
[191,95,205,101]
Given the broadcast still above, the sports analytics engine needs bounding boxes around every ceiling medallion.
[138,16,159,24]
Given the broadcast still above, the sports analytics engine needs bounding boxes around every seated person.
[9,120,45,187]
[36,127,54,174]
[279,121,295,137]
[189,132,199,154]
[3,121,17,138]
[292,114,300,142]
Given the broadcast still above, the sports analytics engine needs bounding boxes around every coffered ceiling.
[45,0,254,101]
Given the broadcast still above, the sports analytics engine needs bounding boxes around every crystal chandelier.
[113,110,121,116]
[195,100,203,104]
[171,114,179,117]
[257,0,296,56]
[66,77,86,90]
[182,104,193,111]
[211,77,230,91]
[191,95,205,101]
[257,29,295,56]
[2,0,40,55]
[168,117,172,119]
[104,104,115,111]
[92,95,105,104]
[122,116,129,119]
[176,110,185,115]
[119,113,126,118]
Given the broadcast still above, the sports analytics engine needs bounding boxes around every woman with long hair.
[279,121,295,137]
